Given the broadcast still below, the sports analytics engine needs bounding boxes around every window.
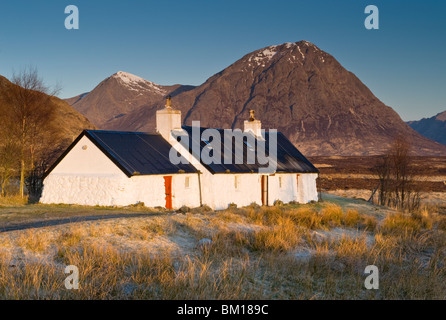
[185,176,190,188]
[279,176,283,189]
[234,175,240,190]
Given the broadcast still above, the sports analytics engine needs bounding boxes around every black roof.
[44,130,197,178]
[172,126,319,174]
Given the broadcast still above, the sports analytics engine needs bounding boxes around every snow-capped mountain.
[66,41,446,156]
[66,71,194,128]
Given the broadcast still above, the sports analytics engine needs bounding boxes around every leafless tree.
[0,140,20,196]
[373,136,421,211]
[0,67,59,198]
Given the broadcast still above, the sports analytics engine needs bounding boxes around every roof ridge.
[86,129,162,136]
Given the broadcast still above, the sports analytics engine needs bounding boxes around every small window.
[185,176,190,188]
[279,176,283,189]
[234,175,240,190]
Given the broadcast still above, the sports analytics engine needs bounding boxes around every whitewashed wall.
[267,174,297,205]
[40,175,130,206]
[129,174,200,208]
[200,174,262,210]
[40,136,129,206]
[49,136,125,177]
[170,174,201,208]
[297,173,319,203]
[40,135,201,208]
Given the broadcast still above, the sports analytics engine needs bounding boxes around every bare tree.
[0,67,59,198]
[0,140,20,196]
[373,136,421,211]
[375,154,391,206]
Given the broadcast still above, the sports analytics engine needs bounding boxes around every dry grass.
[0,195,28,206]
[15,230,53,253]
[0,199,445,299]
[380,213,432,236]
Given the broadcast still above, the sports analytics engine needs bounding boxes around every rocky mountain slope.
[65,41,446,156]
[407,110,446,145]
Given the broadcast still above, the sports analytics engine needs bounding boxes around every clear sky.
[0,0,445,121]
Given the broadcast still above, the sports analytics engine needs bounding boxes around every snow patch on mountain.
[297,46,305,60]
[246,45,279,66]
[112,71,166,95]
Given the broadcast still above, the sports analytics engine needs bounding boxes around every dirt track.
[0,212,164,233]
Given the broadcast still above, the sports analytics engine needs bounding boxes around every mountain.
[65,41,446,156]
[66,71,195,129]
[407,111,446,145]
[0,74,95,150]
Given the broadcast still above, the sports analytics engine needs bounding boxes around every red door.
[164,176,172,209]
[261,176,268,206]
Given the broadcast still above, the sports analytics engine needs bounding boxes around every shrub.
[343,209,361,227]
[436,216,446,231]
[363,215,378,231]
[274,200,284,207]
[320,204,343,228]
[381,213,432,235]
[287,207,322,229]
[200,204,213,212]
[248,202,261,209]
[177,206,191,213]
[250,219,302,252]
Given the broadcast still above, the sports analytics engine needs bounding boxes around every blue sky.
[0,0,445,121]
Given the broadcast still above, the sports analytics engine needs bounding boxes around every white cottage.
[40,99,319,210]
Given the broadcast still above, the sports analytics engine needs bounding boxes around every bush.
[250,219,302,252]
[200,204,213,212]
[320,204,343,228]
[287,207,322,229]
[436,216,446,231]
[274,200,284,207]
[177,205,191,213]
[363,215,378,231]
[381,213,432,235]
[248,202,261,209]
[343,209,361,227]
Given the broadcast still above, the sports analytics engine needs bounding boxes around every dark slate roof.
[44,130,197,178]
[171,126,319,174]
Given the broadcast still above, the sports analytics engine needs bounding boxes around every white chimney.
[156,96,182,142]
[244,109,262,137]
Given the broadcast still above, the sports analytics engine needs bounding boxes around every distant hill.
[64,41,446,156]
[0,74,95,151]
[407,110,446,145]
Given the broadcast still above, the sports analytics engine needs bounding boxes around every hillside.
[407,111,446,145]
[0,75,95,151]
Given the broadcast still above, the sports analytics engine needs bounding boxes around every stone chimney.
[244,110,262,136]
[156,95,181,142]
